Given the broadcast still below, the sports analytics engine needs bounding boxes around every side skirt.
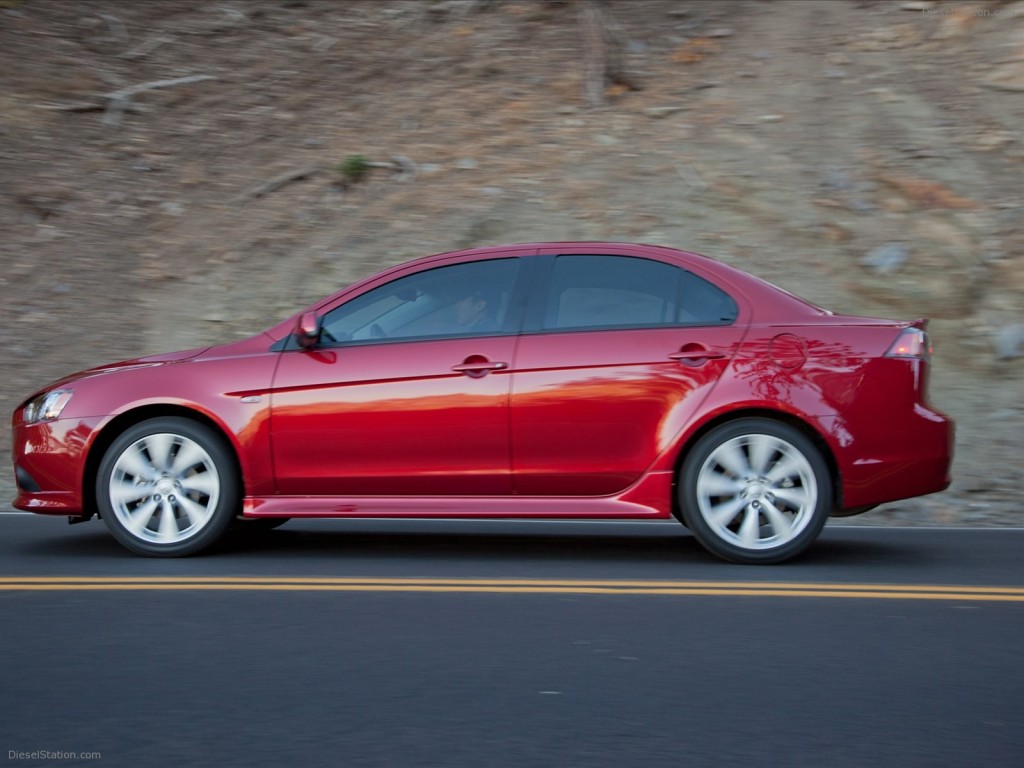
[242,471,674,520]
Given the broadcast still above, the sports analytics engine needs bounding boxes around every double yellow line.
[1,576,1022,601]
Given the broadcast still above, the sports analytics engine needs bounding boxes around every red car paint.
[11,243,953,556]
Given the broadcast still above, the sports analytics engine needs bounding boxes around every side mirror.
[295,312,322,349]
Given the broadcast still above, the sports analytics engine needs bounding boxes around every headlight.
[23,390,74,424]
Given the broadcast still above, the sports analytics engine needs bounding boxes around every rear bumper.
[825,406,954,510]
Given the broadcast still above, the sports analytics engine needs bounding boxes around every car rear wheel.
[680,418,831,564]
[97,417,239,557]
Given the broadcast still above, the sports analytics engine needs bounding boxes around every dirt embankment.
[2,0,1022,524]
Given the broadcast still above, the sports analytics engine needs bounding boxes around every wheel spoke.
[737,505,761,548]
[698,471,744,497]
[180,471,219,498]
[761,501,794,540]
[126,498,159,536]
[746,434,775,476]
[706,496,746,529]
[773,485,812,510]
[176,494,212,529]
[155,499,179,541]
[169,440,206,476]
[714,441,750,478]
[109,479,153,506]
[144,433,174,472]
[118,444,156,481]
[766,453,803,485]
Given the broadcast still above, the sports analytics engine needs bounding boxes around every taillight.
[885,328,933,360]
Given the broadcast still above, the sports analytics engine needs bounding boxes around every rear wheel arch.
[670,408,841,523]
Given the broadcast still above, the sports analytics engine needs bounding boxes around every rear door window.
[542,255,737,331]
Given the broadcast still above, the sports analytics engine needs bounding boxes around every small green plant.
[338,155,370,185]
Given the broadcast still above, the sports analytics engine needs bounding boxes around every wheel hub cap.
[108,433,221,545]
[743,480,768,500]
[695,433,817,551]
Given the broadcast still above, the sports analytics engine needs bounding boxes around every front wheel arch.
[83,405,243,521]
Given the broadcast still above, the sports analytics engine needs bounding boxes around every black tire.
[679,418,832,564]
[96,417,240,557]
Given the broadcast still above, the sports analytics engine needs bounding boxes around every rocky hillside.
[2,0,1022,524]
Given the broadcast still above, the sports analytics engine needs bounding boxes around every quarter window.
[543,255,737,331]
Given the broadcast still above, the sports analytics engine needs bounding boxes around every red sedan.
[11,243,953,563]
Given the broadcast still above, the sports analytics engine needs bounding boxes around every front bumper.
[11,416,103,515]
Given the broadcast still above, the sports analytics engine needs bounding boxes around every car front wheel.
[680,418,832,564]
[96,417,239,557]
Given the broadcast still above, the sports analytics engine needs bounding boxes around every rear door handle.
[669,344,725,365]
[451,359,508,377]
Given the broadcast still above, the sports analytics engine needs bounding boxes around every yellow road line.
[0,585,1022,600]
[3,575,1024,592]
[0,576,1021,601]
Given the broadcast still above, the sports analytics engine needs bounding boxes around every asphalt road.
[1,514,1021,768]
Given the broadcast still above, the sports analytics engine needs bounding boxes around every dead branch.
[119,34,175,60]
[103,74,217,126]
[391,155,418,182]
[366,155,418,182]
[36,101,146,115]
[578,0,607,109]
[99,14,128,43]
[37,75,214,119]
[103,74,216,101]
[214,6,248,24]
[676,164,708,194]
[234,155,418,204]
[233,166,326,204]
[577,0,642,108]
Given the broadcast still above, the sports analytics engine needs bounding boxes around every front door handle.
[451,357,508,377]
[669,344,725,366]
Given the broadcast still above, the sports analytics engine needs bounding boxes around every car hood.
[91,346,211,371]
[79,346,211,376]
[23,346,212,399]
